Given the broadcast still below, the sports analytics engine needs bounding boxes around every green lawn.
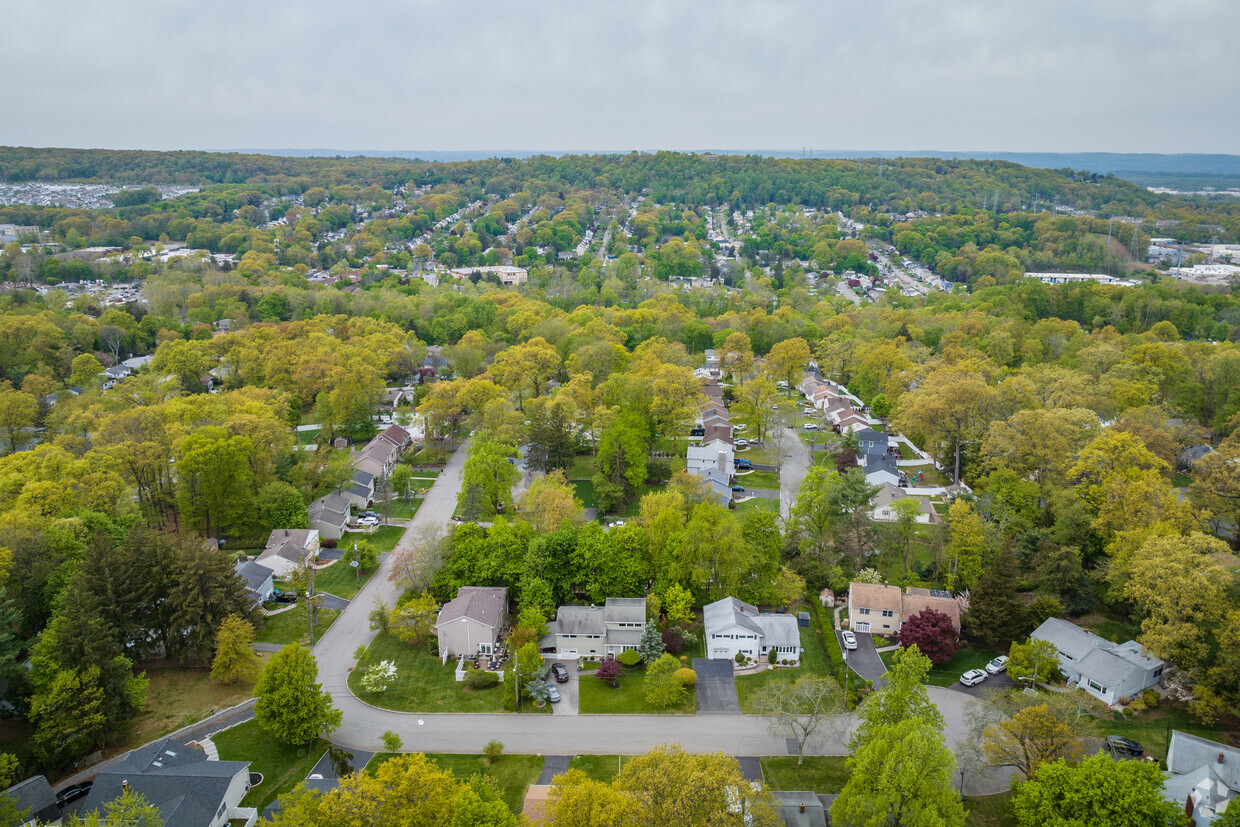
[1075,609,1140,644]
[568,454,596,480]
[296,428,321,445]
[410,470,441,480]
[571,479,596,509]
[878,645,997,687]
[359,524,405,554]
[385,498,424,519]
[311,560,376,600]
[897,441,918,460]
[1083,703,1231,762]
[566,754,635,783]
[256,604,341,647]
[368,753,542,814]
[614,484,668,517]
[903,463,949,487]
[214,719,328,812]
[578,671,696,714]
[736,622,831,712]
[735,497,780,515]
[736,470,780,490]
[349,632,549,713]
[761,756,849,792]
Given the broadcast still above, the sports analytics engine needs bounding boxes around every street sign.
[350,560,359,567]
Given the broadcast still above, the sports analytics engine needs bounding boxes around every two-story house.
[554,597,646,659]
[703,597,802,663]
[436,587,509,657]
[847,582,960,635]
[254,529,320,578]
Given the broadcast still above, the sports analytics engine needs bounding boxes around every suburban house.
[687,440,735,479]
[862,454,902,488]
[1164,730,1240,825]
[309,491,351,540]
[436,586,509,657]
[856,428,889,454]
[345,468,375,510]
[254,529,320,578]
[76,738,255,827]
[353,438,399,479]
[234,560,275,606]
[375,423,413,453]
[1,775,61,825]
[554,597,646,659]
[703,597,802,663]
[847,582,961,634]
[1031,617,1165,705]
[774,791,837,827]
[690,466,733,506]
[870,483,933,523]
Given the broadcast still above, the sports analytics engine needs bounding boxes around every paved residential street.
[779,426,810,520]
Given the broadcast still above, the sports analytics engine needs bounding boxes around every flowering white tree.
[361,660,397,695]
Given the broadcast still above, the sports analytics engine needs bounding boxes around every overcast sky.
[3,0,1237,155]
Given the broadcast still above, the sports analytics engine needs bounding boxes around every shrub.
[596,657,625,682]
[735,652,745,665]
[661,628,685,654]
[674,668,697,688]
[1122,706,1134,716]
[322,538,338,549]
[1129,699,1146,712]
[382,731,402,752]
[768,650,778,664]
[483,740,504,764]
[1141,689,1159,708]
[618,649,642,668]
[467,670,499,690]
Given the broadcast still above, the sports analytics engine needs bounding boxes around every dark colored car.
[1106,735,1144,757]
[731,485,745,493]
[57,782,93,806]
[274,591,298,604]
[551,663,569,683]
[689,426,705,437]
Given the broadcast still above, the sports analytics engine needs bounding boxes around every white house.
[1031,617,1165,705]
[234,560,275,606]
[703,597,802,663]
[870,483,932,523]
[1165,730,1240,824]
[687,440,735,479]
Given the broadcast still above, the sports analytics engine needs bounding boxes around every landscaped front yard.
[735,619,830,712]
[761,756,849,792]
[578,670,696,714]
[565,754,634,783]
[256,604,341,647]
[214,719,327,813]
[367,753,542,813]
[311,560,376,600]
[349,632,551,713]
[360,524,405,554]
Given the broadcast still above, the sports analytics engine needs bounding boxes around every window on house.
[859,608,871,616]
[881,610,894,618]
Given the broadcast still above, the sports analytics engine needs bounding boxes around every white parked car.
[841,631,858,650]
[736,438,749,448]
[357,515,380,526]
[959,669,988,687]
[804,423,818,430]
[985,656,1009,675]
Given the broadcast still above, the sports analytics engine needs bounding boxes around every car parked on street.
[1106,735,1144,757]
[985,655,1009,675]
[551,663,569,683]
[841,631,857,650]
[959,669,988,687]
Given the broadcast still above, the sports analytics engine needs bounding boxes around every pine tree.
[211,615,261,685]
[963,547,1027,648]
[167,537,259,662]
[637,623,665,663]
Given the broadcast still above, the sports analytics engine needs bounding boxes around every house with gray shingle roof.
[1,775,61,824]
[554,597,646,660]
[234,560,274,606]
[1031,617,1165,705]
[703,597,802,663]
[436,586,509,657]
[1165,730,1240,825]
[309,491,350,541]
[255,529,319,578]
[76,738,253,827]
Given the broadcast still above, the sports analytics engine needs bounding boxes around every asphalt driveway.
[838,631,887,686]
[319,593,350,611]
[693,658,742,714]
[949,670,1017,697]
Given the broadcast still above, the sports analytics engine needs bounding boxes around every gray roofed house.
[1,775,61,824]
[353,437,399,479]
[234,560,275,606]
[703,597,802,664]
[436,587,509,657]
[691,466,733,506]
[554,597,646,659]
[375,424,413,453]
[309,491,351,541]
[775,791,836,827]
[855,428,888,453]
[1165,730,1240,825]
[1031,617,1165,705]
[255,529,320,578]
[862,454,901,488]
[76,738,253,827]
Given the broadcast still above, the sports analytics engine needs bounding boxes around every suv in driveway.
[551,663,569,683]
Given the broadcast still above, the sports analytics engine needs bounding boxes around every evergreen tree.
[210,615,260,685]
[963,547,1027,648]
[637,623,665,662]
[166,538,258,662]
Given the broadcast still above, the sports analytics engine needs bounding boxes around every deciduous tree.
[982,703,1080,779]
[211,614,260,685]
[1010,752,1182,827]
[897,608,959,665]
[253,643,342,745]
[751,676,846,765]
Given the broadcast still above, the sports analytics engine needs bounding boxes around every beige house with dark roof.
[436,587,509,657]
[847,581,960,634]
[255,529,320,578]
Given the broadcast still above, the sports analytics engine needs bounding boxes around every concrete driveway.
[550,663,578,716]
[693,658,742,714]
[838,631,887,686]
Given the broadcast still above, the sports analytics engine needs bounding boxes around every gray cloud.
[2,0,1237,153]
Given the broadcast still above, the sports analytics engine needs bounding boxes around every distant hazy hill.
[231,148,1240,180]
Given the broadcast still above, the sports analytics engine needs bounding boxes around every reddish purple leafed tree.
[595,656,625,682]
[897,608,959,665]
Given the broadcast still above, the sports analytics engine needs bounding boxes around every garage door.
[854,622,870,633]
[712,648,732,658]
[561,649,577,658]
